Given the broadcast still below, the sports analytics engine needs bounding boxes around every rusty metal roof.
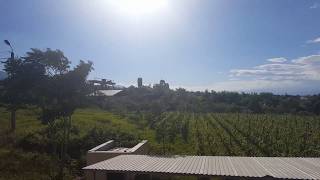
[83,155,320,179]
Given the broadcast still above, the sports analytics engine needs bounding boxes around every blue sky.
[1,0,320,94]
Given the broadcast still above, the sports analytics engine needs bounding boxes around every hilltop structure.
[153,80,169,89]
[88,78,124,96]
[136,78,170,89]
[137,77,143,88]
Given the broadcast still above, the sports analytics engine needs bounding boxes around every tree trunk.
[59,116,72,179]
[67,116,71,175]
[58,117,67,180]
[10,109,16,132]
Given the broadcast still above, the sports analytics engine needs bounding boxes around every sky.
[0,0,320,95]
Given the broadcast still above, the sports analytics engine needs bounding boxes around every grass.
[0,107,157,180]
[0,108,153,141]
[0,108,44,137]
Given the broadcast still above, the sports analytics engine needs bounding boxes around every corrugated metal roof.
[83,155,320,179]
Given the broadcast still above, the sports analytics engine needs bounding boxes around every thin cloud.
[175,79,320,95]
[267,57,287,63]
[307,37,320,44]
[231,55,320,81]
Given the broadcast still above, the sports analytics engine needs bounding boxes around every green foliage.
[0,108,153,179]
[0,149,61,180]
[24,48,70,76]
[8,48,94,178]
[0,56,46,131]
[38,59,93,124]
[103,87,320,115]
[1,57,46,107]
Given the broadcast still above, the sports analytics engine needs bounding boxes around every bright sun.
[106,0,169,17]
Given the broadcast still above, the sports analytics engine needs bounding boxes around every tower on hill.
[138,77,143,88]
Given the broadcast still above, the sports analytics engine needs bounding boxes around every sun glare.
[106,0,169,17]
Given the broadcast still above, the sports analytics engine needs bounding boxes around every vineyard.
[149,112,320,157]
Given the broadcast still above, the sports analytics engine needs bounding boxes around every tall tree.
[1,48,93,178]
[39,59,93,179]
[0,57,45,132]
[23,48,71,123]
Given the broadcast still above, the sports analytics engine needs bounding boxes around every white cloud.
[176,55,320,95]
[231,55,320,81]
[267,57,287,63]
[307,37,320,44]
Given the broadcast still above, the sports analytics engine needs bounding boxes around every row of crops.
[151,112,320,157]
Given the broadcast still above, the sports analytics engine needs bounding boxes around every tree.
[7,48,93,178]
[24,48,70,76]
[38,60,93,179]
[0,57,45,132]
[248,95,263,113]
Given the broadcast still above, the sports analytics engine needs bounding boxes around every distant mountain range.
[0,71,7,80]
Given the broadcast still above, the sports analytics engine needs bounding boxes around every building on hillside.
[153,80,169,89]
[137,77,143,88]
[83,141,320,180]
[88,78,124,96]
[89,79,116,89]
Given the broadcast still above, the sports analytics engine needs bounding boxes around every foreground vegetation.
[0,108,154,179]
[1,107,319,179]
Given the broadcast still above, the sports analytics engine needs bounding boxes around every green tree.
[0,57,45,132]
[21,48,93,178]
[39,60,93,179]
[25,48,70,76]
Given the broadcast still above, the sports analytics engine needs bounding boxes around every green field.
[151,112,320,157]
[0,108,319,179]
